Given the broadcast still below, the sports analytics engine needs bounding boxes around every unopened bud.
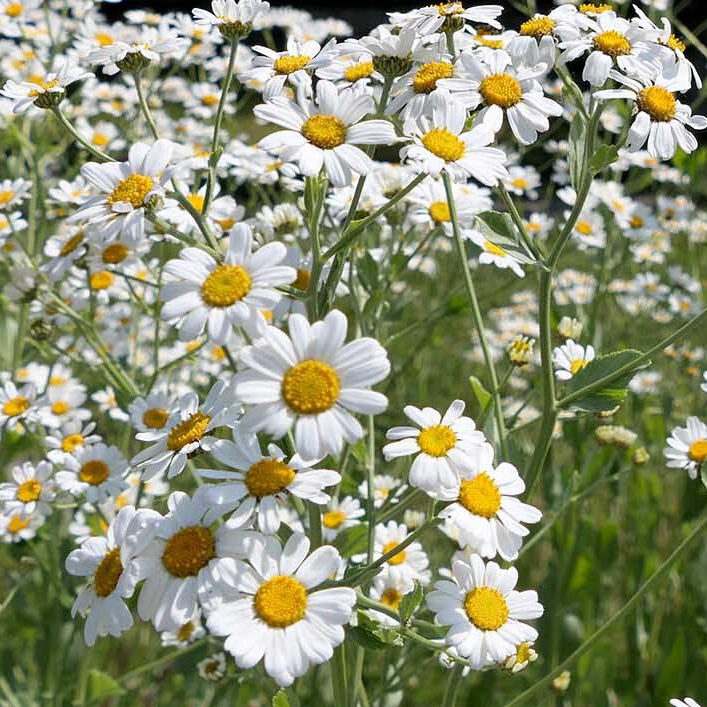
[557,316,583,339]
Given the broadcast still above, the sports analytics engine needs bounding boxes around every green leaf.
[568,113,586,190]
[589,144,619,174]
[564,349,650,412]
[474,211,539,266]
[476,210,516,240]
[347,625,388,651]
[334,524,368,557]
[399,581,424,624]
[273,689,291,707]
[86,670,125,701]
[469,375,492,412]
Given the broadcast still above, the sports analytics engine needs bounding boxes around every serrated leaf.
[564,349,650,412]
[347,625,387,651]
[590,144,619,174]
[273,689,291,707]
[86,670,125,701]
[399,581,424,624]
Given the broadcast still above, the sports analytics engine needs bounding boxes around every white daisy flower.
[427,554,543,669]
[371,521,431,585]
[131,380,240,480]
[254,80,397,187]
[357,473,404,509]
[0,508,46,543]
[199,427,340,534]
[393,2,503,36]
[197,652,228,681]
[160,608,206,647]
[671,699,702,707]
[664,416,707,480]
[0,380,41,428]
[40,384,91,429]
[192,0,270,38]
[552,339,596,381]
[56,443,129,503]
[321,495,364,541]
[383,399,485,500]
[65,506,159,646]
[234,309,390,461]
[134,489,254,631]
[69,139,175,243]
[595,68,707,161]
[0,178,32,211]
[506,5,580,66]
[161,223,295,345]
[205,532,356,687]
[0,460,56,517]
[467,229,526,278]
[439,442,542,561]
[128,391,176,433]
[368,572,416,626]
[401,90,508,185]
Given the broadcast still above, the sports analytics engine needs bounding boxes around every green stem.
[133,72,159,140]
[308,501,322,549]
[442,665,463,707]
[497,184,545,263]
[366,415,376,564]
[331,644,348,706]
[118,639,207,684]
[51,107,115,162]
[503,513,707,707]
[443,171,507,458]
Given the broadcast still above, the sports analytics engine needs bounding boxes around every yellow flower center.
[636,86,676,122]
[79,460,110,485]
[413,61,454,94]
[282,360,341,414]
[5,2,24,16]
[293,268,311,291]
[50,375,67,386]
[244,459,296,497]
[0,190,15,204]
[665,34,686,53]
[301,114,347,149]
[429,201,451,223]
[177,620,196,642]
[593,30,631,57]
[418,424,456,457]
[90,271,114,290]
[7,514,30,534]
[273,54,311,75]
[435,1,464,15]
[344,61,374,82]
[162,526,215,577]
[187,193,205,211]
[519,16,555,38]
[512,178,528,189]
[59,232,84,257]
[580,3,613,13]
[102,243,130,264]
[94,548,123,597]
[107,174,154,208]
[570,358,588,374]
[3,396,29,417]
[515,641,533,664]
[322,510,347,529]
[166,411,211,451]
[95,32,114,46]
[200,94,219,106]
[201,264,252,307]
[458,473,501,518]
[380,587,403,610]
[688,439,707,463]
[62,433,84,453]
[92,132,109,147]
[464,586,509,630]
[629,215,644,228]
[421,128,465,162]
[51,401,70,415]
[478,36,504,49]
[576,220,593,236]
[480,73,523,108]
[254,575,307,627]
[484,241,507,257]
[17,479,42,503]
[142,407,169,429]
[382,540,407,566]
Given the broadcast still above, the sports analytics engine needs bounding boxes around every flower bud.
[557,316,583,339]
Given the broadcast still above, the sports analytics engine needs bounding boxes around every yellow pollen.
[480,73,523,108]
[61,433,84,453]
[484,241,507,257]
[162,526,215,577]
[166,411,211,451]
[593,30,631,57]
[576,221,593,236]
[570,358,588,374]
[142,407,169,429]
[211,346,226,361]
[293,268,311,291]
[580,3,613,12]
[629,215,644,228]
[435,2,464,16]
[478,36,504,49]
[421,128,465,162]
[215,217,235,230]
[344,61,374,82]
[90,271,114,290]
[458,473,501,518]
[273,54,311,75]
[464,586,509,630]
[17,479,42,503]
[515,642,533,663]
[244,459,296,497]
[102,243,130,264]
[95,32,114,46]
[322,510,347,529]
[5,2,23,16]
[59,232,84,257]
[0,190,16,204]
[512,178,528,189]
[380,587,403,609]
[79,459,110,485]
[107,174,154,208]
[92,132,109,147]
[7,514,30,534]
[254,575,307,627]
[27,78,59,97]
[382,540,407,566]
[418,424,456,456]
[200,94,219,106]
[688,439,707,463]
[429,201,451,223]
[177,621,196,642]
[50,375,68,386]
[3,396,29,417]
[301,114,347,149]
[413,61,454,94]
[94,548,123,597]
[637,86,676,122]
[519,16,555,38]
[665,34,686,53]
[187,193,205,211]
[282,360,341,415]
[51,401,70,415]
[201,264,252,307]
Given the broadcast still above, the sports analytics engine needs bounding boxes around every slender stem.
[497,184,545,263]
[442,665,463,707]
[377,75,393,114]
[133,72,159,140]
[118,639,207,683]
[331,644,348,707]
[51,107,115,162]
[503,513,707,707]
[376,488,422,526]
[443,171,507,458]
[308,501,322,549]
[168,191,220,252]
[366,415,376,565]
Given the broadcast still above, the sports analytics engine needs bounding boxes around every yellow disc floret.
[413,61,454,94]
[17,479,42,503]
[94,548,123,597]
[519,16,555,38]
[421,128,465,162]
[3,395,29,417]
[344,61,374,82]
[107,174,154,208]
[162,526,215,577]
[418,424,456,457]
[254,575,307,627]
[282,360,341,414]
[480,73,523,108]
[636,86,676,122]
[79,460,110,486]
[142,407,170,429]
[464,586,509,631]
[458,473,501,518]
[166,411,211,451]
[429,201,451,223]
[62,433,85,453]
[688,439,707,463]
[382,540,407,566]
[322,510,347,529]
[593,30,631,57]
[245,459,296,497]
[301,115,347,149]
[201,264,252,307]
[273,54,311,75]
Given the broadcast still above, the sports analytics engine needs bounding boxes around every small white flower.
[56,443,129,503]
[128,391,176,433]
[664,416,707,480]
[0,381,42,429]
[160,608,206,647]
[552,339,596,381]
[371,521,430,585]
[0,461,55,516]
[197,652,227,681]
[467,229,525,278]
[321,495,364,541]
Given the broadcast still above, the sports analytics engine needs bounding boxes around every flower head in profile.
[552,339,596,381]
[193,0,270,40]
